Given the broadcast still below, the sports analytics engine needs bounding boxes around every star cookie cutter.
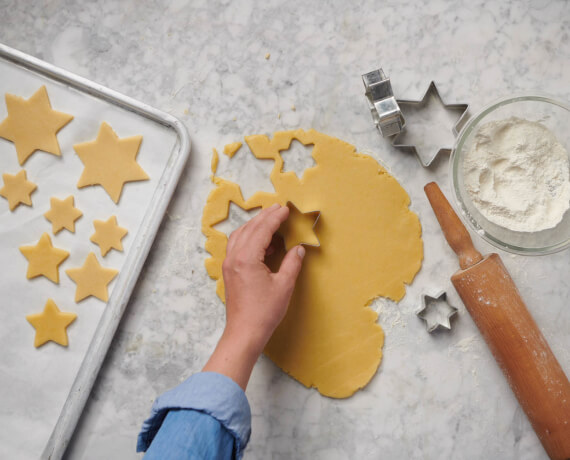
[416,291,458,333]
[362,68,405,138]
[392,82,469,167]
[278,201,321,251]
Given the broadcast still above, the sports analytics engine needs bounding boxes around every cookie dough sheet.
[0,58,179,459]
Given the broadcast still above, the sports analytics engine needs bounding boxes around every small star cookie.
[0,86,73,165]
[90,215,128,256]
[26,299,77,347]
[73,122,149,204]
[0,169,37,211]
[66,252,118,302]
[19,233,69,283]
[44,195,83,234]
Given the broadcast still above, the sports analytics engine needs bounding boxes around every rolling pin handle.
[424,182,483,269]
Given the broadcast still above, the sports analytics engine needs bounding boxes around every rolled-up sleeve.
[137,372,251,459]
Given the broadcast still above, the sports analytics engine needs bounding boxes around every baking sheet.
[0,45,190,459]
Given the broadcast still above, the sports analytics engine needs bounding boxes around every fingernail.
[269,203,280,210]
[297,246,306,258]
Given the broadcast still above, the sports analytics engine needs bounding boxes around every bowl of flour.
[451,94,570,255]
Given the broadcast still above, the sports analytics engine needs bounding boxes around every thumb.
[277,245,305,286]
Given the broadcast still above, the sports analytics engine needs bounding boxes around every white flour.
[463,116,570,232]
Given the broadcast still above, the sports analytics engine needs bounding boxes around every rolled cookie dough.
[202,129,422,398]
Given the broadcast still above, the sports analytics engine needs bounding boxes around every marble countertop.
[2,1,569,459]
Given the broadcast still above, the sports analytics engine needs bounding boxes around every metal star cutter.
[277,201,321,251]
[392,82,469,167]
[417,291,458,333]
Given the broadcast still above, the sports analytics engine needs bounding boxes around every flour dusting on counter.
[463,117,570,232]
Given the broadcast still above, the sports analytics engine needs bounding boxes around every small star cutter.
[416,291,458,333]
[278,201,321,251]
[392,82,469,167]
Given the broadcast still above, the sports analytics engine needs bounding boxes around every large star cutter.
[392,82,469,167]
[416,291,458,333]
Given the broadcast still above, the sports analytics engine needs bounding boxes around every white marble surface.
[1,1,569,459]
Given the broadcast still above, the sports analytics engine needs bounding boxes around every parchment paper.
[0,59,178,459]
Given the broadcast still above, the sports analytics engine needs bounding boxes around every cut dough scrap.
[0,169,37,211]
[19,233,69,283]
[90,215,128,256]
[66,252,118,302]
[202,129,423,398]
[73,122,149,204]
[223,142,242,158]
[44,195,83,234]
[26,299,77,347]
[0,86,73,165]
[211,148,219,175]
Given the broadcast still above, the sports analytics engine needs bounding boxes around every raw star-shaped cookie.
[26,299,77,347]
[73,122,149,203]
[0,170,37,211]
[0,86,73,165]
[44,195,83,234]
[90,215,128,256]
[19,233,69,283]
[202,129,423,398]
[66,252,118,302]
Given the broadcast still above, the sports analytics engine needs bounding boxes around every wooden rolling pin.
[424,182,570,460]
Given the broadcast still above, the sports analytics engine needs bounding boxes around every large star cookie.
[0,86,73,165]
[19,233,69,283]
[73,122,149,203]
[66,252,118,302]
[44,195,83,234]
[0,170,37,211]
[90,215,128,257]
[26,299,77,347]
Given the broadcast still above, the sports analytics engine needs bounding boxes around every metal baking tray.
[0,43,190,459]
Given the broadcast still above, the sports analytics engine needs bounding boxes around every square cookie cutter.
[362,68,405,138]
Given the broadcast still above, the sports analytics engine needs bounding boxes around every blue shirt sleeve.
[137,372,252,459]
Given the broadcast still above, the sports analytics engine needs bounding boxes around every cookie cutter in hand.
[416,291,458,333]
[392,82,470,167]
[362,68,405,138]
[277,201,321,251]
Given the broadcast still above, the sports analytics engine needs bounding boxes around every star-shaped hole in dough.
[44,195,83,234]
[277,201,320,251]
[66,252,118,302]
[19,233,70,283]
[0,86,73,165]
[73,122,149,203]
[0,169,37,211]
[26,299,77,348]
[90,215,128,257]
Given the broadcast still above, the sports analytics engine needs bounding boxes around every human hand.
[223,203,305,353]
[203,203,305,389]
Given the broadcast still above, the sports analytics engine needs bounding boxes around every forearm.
[202,328,263,391]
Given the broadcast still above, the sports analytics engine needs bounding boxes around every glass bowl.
[450,94,570,255]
